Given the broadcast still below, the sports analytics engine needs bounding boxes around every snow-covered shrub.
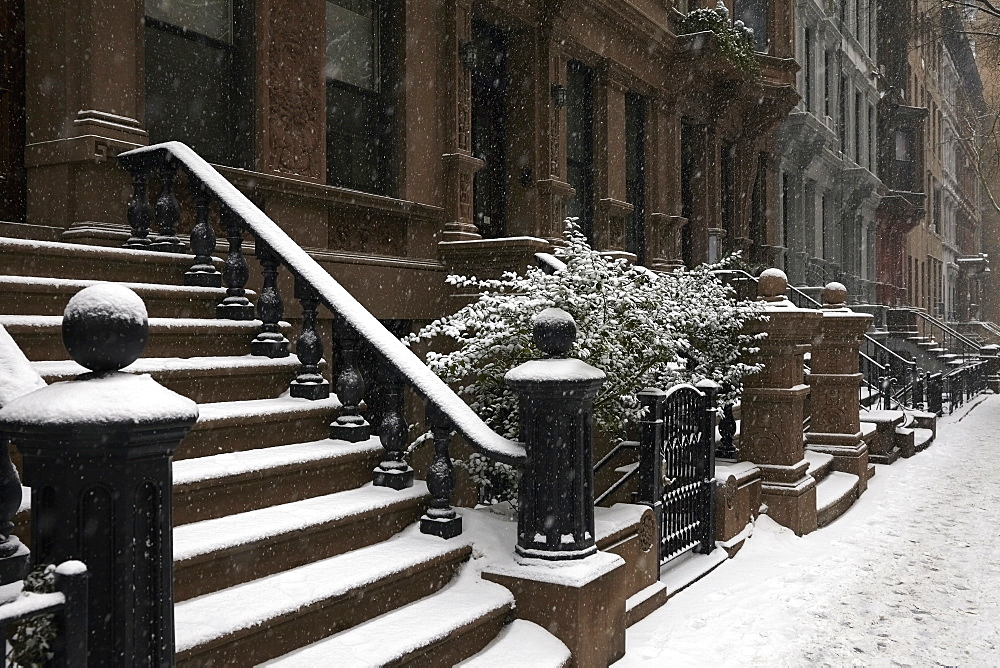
[7,565,58,668]
[407,221,765,506]
[677,1,760,76]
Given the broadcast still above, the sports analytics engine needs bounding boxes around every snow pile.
[63,283,147,326]
[0,325,45,407]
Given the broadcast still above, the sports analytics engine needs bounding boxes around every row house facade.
[0,0,799,325]
[775,0,882,301]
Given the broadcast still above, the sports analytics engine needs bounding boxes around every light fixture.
[551,84,567,108]
[459,41,477,71]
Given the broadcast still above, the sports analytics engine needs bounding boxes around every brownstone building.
[1,0,798,320]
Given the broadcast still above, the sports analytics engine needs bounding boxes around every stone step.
[457,620,571,668]
[173,482,430,602]
[173,437,383,525]
[0,314,278,360]
[816,471,860,527]
[261,567,515,667]
[0,236,216,284]
[181,395,340,460]
[803,450,835,484]
[913,427,934,452]
[0,274,239,319]
[174,532,471,666]
[33,354,300,404]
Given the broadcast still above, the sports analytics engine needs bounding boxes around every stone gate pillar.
[805,282,874,494]
[741,269,822,535]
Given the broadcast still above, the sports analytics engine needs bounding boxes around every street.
[619,394,1000,667]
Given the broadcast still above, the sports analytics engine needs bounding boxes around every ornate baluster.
[150,160,186,253]
[329,318,371,441]
[372,359,414,489]
[184,182,222,287]
[215,207,255,320]
[124,169,153,250]
[716,402,737,459]
[420,402,462,538]
[289,277,329,399]
[251,242,289,358]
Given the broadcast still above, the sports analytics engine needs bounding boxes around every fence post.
[740,269,823,536]
[981,345,1000,392]
[636,388,666,563]
[696,379,719,554]
[53,560,89,668]
[928,372,943,415]
[0,285,197,667]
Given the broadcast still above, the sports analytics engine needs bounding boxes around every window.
[839,73,848,150]
[625,93,646,262]
[734,0,769,52]
[804,28,813,112]
[781,172,790,248]
[854,91,862,164]
[721,142,736,241]
[824,51,833,117]
[144,0,253,167]
[325,0,395,194]
[471,23,508,239]
[681,122,698,267]
[869,102,876,170]
[566,61,595,241]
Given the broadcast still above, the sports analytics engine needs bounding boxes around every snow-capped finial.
[757,268,788,302]
[533,307,577,357]
[822,282,849,308]
[62,284,149,372]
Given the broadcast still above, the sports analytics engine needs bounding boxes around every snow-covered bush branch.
[406,221,766,505]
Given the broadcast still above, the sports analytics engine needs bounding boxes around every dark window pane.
[471,23,507,239]
[566,61,594,240]
[625,93,645,261]
[326,0,376,91]
[146,0,232,43]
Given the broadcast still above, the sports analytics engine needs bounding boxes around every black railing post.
[124,169,153,250]
[53,561,89,668]
[372,360,413,489]
[330,318,373,442]
[0,285,197,667]
[216,206,256,320]
[505,308,606,560]
[184,181,222,287]
[289,276,330,400]
[717,401,737,459]
[420,402,462,538]
[928,372,943,415]
[250,242,290,358]
[636,388,666,563]
[696,379,719,554]
[150,160,186,254]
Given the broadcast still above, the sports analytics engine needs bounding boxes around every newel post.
[740,269,823,536]
[0,285,198,667]
[804,282,873,494]
[485,308,627,668]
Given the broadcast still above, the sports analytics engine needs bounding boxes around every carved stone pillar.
[24,0,148,240]
[592,63,632,256]
[646,213,687,272]
[741,269,822,535]
[645,97,685,270]
[441,0,483,241]
[535,17,574,243]
[805,283,874,493]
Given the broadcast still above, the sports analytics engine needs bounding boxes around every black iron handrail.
[908,308,979,362]
[118,142,526,466]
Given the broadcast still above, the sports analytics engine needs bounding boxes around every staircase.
[0,234,587,665]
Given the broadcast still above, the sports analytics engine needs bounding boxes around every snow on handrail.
[119,142,526,466]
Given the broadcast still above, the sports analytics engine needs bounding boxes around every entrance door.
[0,0,25,223]
[471,23,507,240]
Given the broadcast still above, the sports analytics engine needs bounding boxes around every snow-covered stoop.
[0,236,576,666]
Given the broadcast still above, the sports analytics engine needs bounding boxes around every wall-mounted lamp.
[551,84,567,108]
[459,41,478,71]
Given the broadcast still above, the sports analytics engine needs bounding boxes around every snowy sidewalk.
[618,394,1000,667]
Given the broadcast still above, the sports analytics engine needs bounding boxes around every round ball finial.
[62,284,149,372]
[533,307,577,357]
[757,268,788,301]
[822,281,848,307]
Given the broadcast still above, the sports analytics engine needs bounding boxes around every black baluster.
[289,277,329,399]
[124,169,152,250]
[329,318,371,441]
[420,402,462,538]
[716,402,737,459]
[150,160,186,253]
[184,182,222,287]
[372,359,414,489]
[696,379,718,554]
[215,207,256,320]
[251,242,290,358]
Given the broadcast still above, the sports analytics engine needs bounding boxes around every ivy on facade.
[678,1,761,76]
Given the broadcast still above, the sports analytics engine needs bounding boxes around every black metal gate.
[637,380,718,565]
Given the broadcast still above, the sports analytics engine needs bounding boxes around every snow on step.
[456,620,570,668]
[174,531,470,654]
[174,482,429,563]
[0,274,232,296]
[173,437,380,486]
[260,566,514,667]
[0,314,266,332]
[914,427,934,449]
[804,451,834,477]
[816,471,860,514]
[195,393,341,424]
[32,354,299,381]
